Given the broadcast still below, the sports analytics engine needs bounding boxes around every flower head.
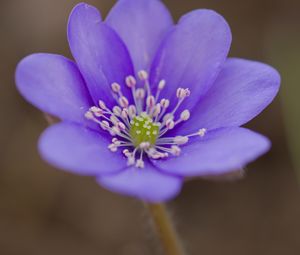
[15,1,280,202]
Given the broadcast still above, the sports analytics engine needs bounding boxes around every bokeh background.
[1,0,299,254]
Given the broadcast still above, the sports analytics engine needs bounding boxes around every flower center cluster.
[85,70,207,168]
[129,113,160,147]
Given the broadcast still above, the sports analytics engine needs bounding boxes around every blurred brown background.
[0,0,299,254]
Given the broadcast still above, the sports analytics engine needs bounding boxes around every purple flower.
[15,1,280,202]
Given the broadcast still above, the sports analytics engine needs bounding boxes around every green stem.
[145,203,186,255]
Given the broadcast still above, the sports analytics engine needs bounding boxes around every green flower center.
[130,112,160,147]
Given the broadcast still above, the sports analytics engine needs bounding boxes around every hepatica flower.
[16,0,280,202]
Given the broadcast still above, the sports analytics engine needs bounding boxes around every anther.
[139,142,150,149]
[127,156,135,166]
[85,111,94,120]
[198,128,207,137]
[138,70,148,81]
[118,122,126,131]
[121,108,129,119]
[136,159,145,168]
[160,99,170,109]
[113,106,122,116]
[100,120,110,130]
[98,100,106,110]
[176,88,190,99]
[171,145,181,156]
[158,80,166,90]
[166,119,175,130]
[111,126,121,135]
[163,113,173,123]
[110,115,119,125]
[136,88,145,99]
[125,75,136,88]
[112,138,121,145]
[180,110,190,121]
[111,82,121,93]
[119,96,129,108]
[128,105,136,118]
[174,136,189,145]
[152,104,161,117]
[146,95,155,108]
[123,149,131,157]
[108,144,118,152]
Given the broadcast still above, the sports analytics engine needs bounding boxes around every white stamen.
[198,128,207,137]
[125,75,136,88]
[111,82,121,93]
[100,120,110,130]
[176,88,190,99]
[128,105,137,118]
[110,115,119,125]
[121,108,129,119]
[135,88,145,99]
[138,70,148,81]
[113,106,122,116]
[111,126,121,135]
[180,110,190,121]
[108,144,118,152]
[98,100,107,110]
[127,156,135,166]
[163,113,173,123]
[166,119,175,130]
[135,159,144,168]
[158,80,166,90]
[160,99,170,109]
[118,122,126,131]
[112,138,121,146]
[85,111,94,120]
[140,142,150,150]
[146,95,155,108]
[152,104,161,117]
[174,136,189,145]
[171,145,181,156]
[119,96,129,108]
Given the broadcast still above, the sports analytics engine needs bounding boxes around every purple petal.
[152,128,270,177]
[150,9,231,110]
[98,164,182,202]
[16,53,92,125]
[39,122,126,176]
[106,0,173,72]
[68,3,134,107]
[176,58,281,134]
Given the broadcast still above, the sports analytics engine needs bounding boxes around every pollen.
[130,113,159,147]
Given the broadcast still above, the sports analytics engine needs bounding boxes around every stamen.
[187,128,207,138]
[146,95,155,113]
[85,73,206,169]
[155,79,166,101]
[128,105,137,119]
[113,106,122,116]
[138,70,148,81]
[98,100,107,110]
[100,120,110,130]
[138,70,151,97]
[174,136,189,145]
[111,82,121,93]
[180,110,190,121]
[125,75,136,88]
[198,128,207,137]
[171,145,181,156]
[119,96,129,108]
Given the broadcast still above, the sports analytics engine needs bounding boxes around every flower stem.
[145,203,186,255]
